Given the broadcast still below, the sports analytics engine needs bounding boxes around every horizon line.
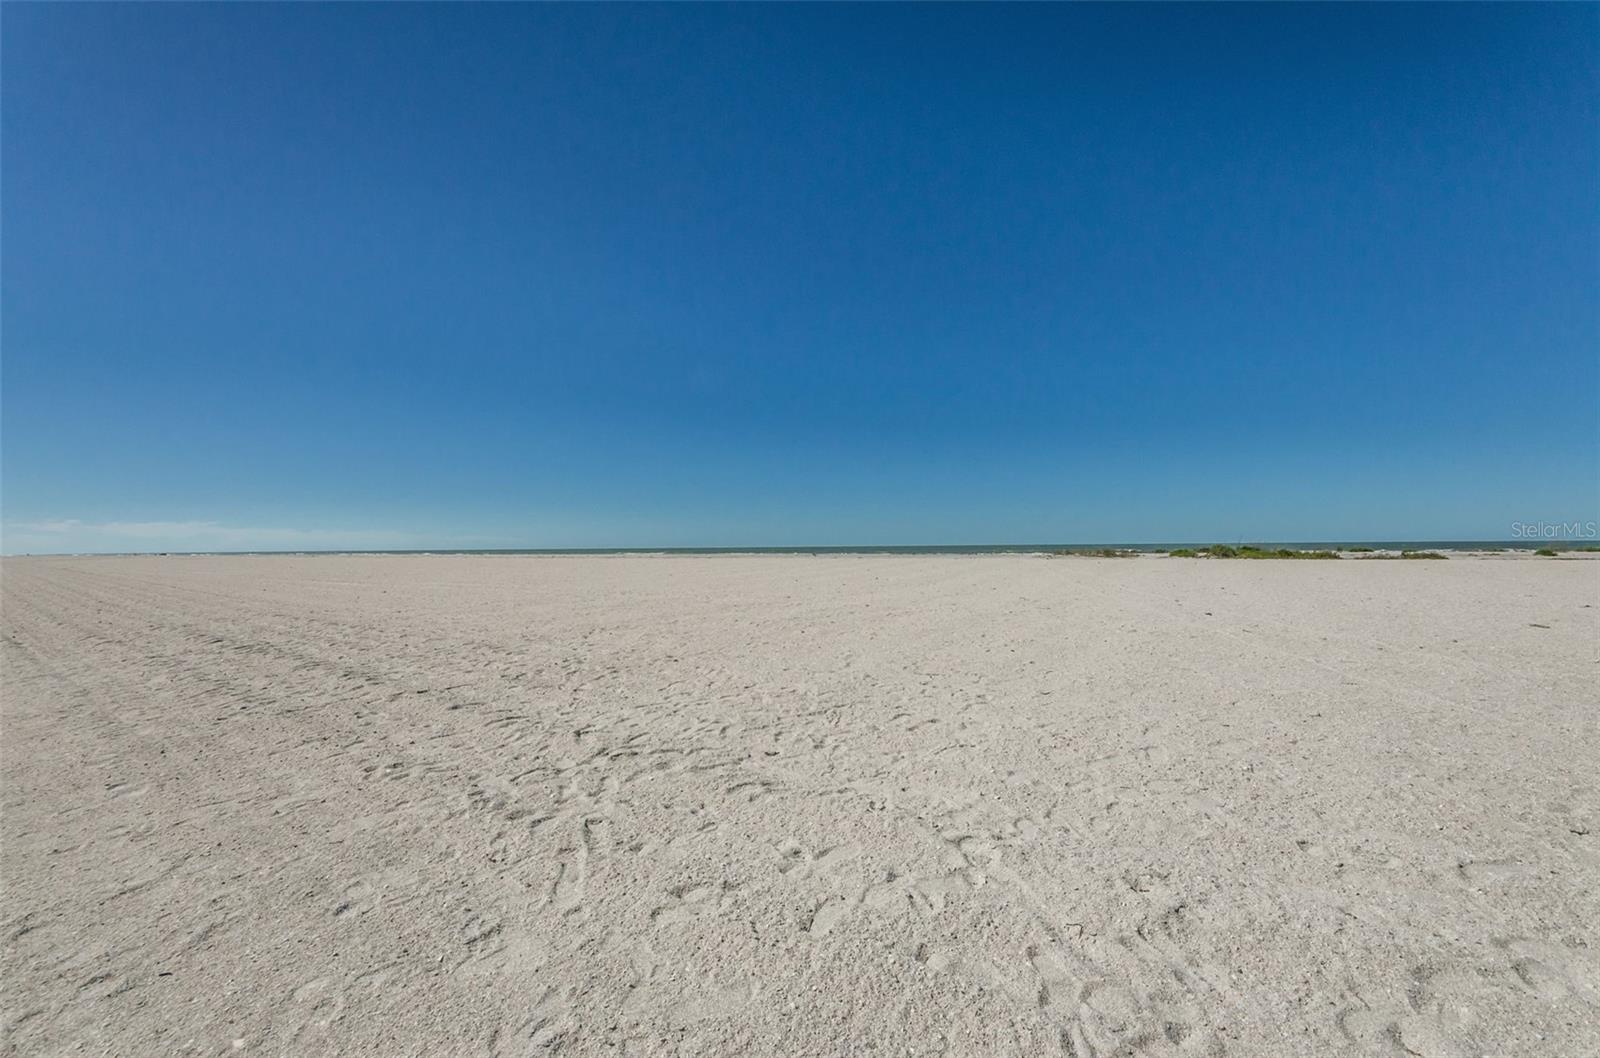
[6,538,1598,558]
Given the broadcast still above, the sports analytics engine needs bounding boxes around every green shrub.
[1534,548,1558,557]
[1199,544,1339,559]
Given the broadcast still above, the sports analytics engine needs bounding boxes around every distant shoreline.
[7,540,1599,558]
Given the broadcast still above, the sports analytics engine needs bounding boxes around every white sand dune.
[2,553,1597,1057]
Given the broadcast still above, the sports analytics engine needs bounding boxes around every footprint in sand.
[1497,936,1600,1006]
[775,839,860,882]
[1457,858,1535,887]
[288,976,346,1041]
[490,985,571,1057]
[651,883,732,927]
[333,879,378,919]
[808,894,858,937]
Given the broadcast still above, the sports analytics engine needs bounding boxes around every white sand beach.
[2,553,1597,1057]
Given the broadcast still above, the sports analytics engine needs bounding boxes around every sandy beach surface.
[2,553,1596,1057]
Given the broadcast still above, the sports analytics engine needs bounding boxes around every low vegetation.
[1049,548,1140,557]
[1535,548,1558,557]
[1167,548,1199,557]
[1192,545,1340,560]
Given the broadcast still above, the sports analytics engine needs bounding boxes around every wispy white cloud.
[2,519,414,554]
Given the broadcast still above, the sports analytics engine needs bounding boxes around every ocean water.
[151,540,1593,557]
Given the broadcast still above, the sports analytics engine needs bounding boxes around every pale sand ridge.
[2,554,1596,1056]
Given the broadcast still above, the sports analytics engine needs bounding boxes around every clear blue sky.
[4,4,1596,552]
